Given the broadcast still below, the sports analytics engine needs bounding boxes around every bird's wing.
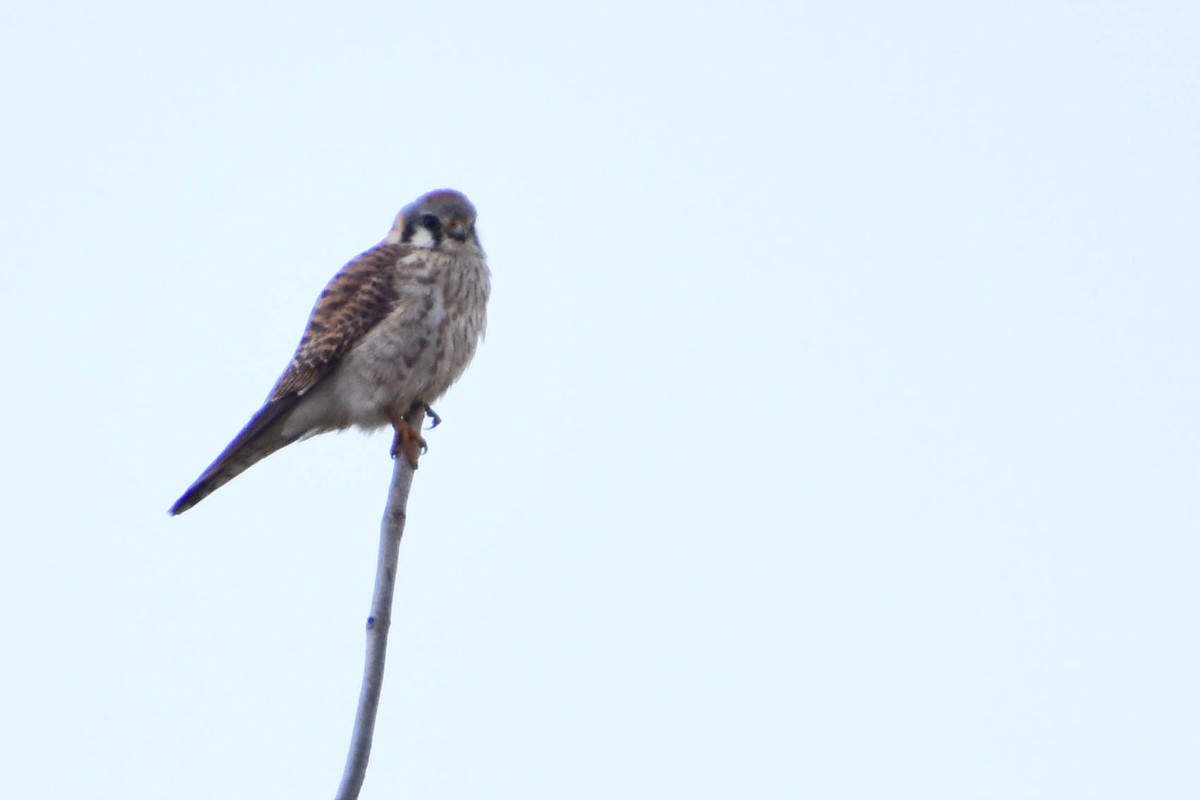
[269,241,410,400]
[168,394,303,515]
[169,242,411,515]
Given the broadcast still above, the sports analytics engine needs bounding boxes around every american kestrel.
[169,189,490,516]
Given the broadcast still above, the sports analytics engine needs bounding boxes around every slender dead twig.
[334,408,425,800]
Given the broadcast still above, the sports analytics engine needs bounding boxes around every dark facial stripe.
[401,213,444,247]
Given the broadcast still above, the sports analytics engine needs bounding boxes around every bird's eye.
[420,214,442,234]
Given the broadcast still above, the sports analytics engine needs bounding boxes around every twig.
[334,409,424,800]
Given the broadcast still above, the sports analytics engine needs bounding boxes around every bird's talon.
[424,404,442,430]
[389,417,426,468]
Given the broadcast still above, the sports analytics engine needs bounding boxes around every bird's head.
[387,189,480,251]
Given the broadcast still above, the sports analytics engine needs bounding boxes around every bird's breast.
[314,249,489,431]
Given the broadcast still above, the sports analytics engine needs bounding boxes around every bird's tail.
[169,396,302,515]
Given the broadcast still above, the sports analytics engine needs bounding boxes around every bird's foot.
[390,418,427,468]
[423,404,442,430]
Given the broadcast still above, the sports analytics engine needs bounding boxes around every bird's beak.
[447,220,469,242]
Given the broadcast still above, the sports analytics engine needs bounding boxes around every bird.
[169,189,490,516]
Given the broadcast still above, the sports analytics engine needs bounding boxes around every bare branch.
[335,408,424,800]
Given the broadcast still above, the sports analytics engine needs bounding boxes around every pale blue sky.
[2,1,1198,797]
